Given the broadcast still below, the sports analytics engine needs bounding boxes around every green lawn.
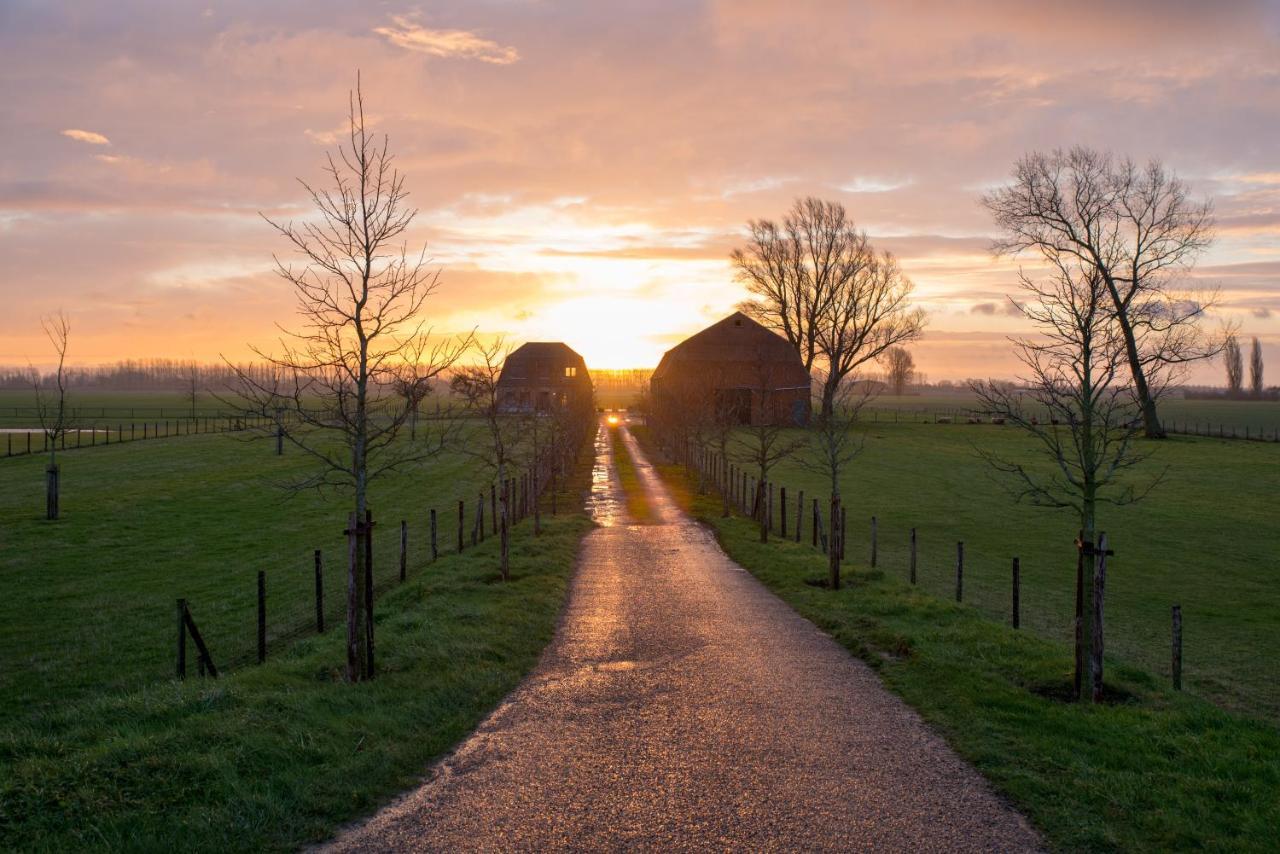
[633,429,1280,851]
[861,392,1280,437]
[0,427,594,850]
[716,422,1279,723]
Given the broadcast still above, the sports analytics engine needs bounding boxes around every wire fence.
[665,436,1199,705]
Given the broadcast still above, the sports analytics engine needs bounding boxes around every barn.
[496,342,593,414]
[650,311,810,426]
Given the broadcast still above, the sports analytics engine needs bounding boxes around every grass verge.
[608,424,655,523]
[634,426,1280,853]
[0,460,594,851]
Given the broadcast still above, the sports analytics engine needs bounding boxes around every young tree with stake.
[230,78,467,682]
[32,311,72,520]
[973,255,1163,703]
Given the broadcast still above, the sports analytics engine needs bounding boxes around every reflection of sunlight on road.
[585,421,627,526]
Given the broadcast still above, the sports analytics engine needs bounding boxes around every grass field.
[0,425,594,850]
[0,424,535,718]
[664,422,1280,723]
[860,392,1280,436]
[632,429,1280,851]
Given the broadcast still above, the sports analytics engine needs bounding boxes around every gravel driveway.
[323,423,1041,852]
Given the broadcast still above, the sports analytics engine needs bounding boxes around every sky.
[2,0,1279,381]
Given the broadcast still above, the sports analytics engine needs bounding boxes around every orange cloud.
[61,128,110,145]
[373,16,519,65]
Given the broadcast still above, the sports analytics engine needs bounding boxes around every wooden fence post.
[955,541,964,602]
[870,515,878,568]
[1011,556,1020,629]
[780,486,787,538]
[828,495,841,590]
[430,509,438,560]
[813,498,821,550]
[400,520,408,582]
[1091,532,1109,703]
[795,490,803,543]
[346,512,359,682]
[491,484,497,535]
[257,570,266,664]
[840,505,847,561]
[365,510,375,679]
[1172,604,1183,691]
[457,500,465,552]
[314,549,325,633]
[176,598,187,679]
[910,527,917,584]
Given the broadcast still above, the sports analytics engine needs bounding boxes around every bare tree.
[230,78,464,682]
[32,311,72,520]
[797,371,876,501]
[1224,335,1243,396]
[732,348,807,543]
[879,346,915,396]
[451,338,523,580]
[394,332,473,441]
[983,147,1220,438]
[1249,336,1264,398]
[734,197,925,419]
[178,360,203,421]
[973,254,1162,703]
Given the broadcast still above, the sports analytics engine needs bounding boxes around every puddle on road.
[585,422,627,526]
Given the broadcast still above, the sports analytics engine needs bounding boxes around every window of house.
[564,366,577,377]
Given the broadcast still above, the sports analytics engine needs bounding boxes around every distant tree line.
[0,359,279,393]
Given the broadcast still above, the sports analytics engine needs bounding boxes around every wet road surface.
[324,422,1041,852]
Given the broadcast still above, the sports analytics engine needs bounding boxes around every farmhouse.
[651,311,810,426]
[496,342,592,413]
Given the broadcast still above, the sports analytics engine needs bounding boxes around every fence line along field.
[0,424,508,719]
[652,421,1280,723]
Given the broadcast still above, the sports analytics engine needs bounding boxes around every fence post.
[346,511,359,682]
[314,549,325,633]
[491,484,497,535]
[870,515,878,568]
[795,490,803,543]
[840,505,847,561]
[457,500,465,552]
[257,570,266,664]
[364,509,375,679]
[176,598,187,679]
[955,541,964,602]
[430,509,438,561]
[909,528,917,584]
[768,482,774,534]
[1172,604,1182,691]
[780,486,787,538]
[1091,532,1109,703]
[829,495,841,590]
[812,498,820,549]
[400,520,408,582]
[1012,556,1020,629]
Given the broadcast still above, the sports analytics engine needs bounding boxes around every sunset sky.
[2,1,1279,380]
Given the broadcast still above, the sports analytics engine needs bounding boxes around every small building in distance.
[651,311,810,426]
[496,342,593,414]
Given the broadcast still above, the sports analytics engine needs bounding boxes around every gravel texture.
[323,424,1041,852]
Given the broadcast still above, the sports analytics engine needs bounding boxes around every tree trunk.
[45,462,60,521]
[1104,278,1164,439]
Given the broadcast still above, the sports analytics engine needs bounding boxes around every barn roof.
[652,312,808,388]
[504,342,586,364]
